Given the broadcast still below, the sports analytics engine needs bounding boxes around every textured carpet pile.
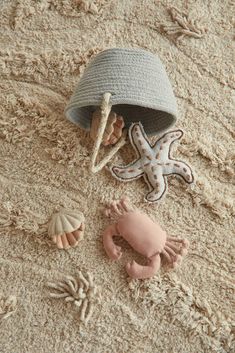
[0,1,234,352]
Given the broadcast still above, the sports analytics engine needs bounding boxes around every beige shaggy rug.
[0,1,234,352]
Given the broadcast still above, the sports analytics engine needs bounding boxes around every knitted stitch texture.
[65,48,178,136]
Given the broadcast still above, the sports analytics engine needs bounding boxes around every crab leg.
[166,240,188,256]
[165,241,181,253]
[167,236,189,247]
[110,201,123,217]
[161,249,172,263]
[120,197,134,213]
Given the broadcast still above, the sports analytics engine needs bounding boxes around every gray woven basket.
[65,48,178,136]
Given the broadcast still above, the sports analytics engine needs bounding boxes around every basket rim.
[65,97,178,119]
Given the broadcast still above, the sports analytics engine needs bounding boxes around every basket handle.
[90,92,127,173]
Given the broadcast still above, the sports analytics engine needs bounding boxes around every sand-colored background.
[0,1,234,352]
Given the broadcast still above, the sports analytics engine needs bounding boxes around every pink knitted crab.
[103,197,189,279]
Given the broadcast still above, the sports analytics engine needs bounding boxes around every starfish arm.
[144,167,167,202]
[129,123,153,159]
[163,160,194,183]
[153,130,183,156]
[110,159,143,181]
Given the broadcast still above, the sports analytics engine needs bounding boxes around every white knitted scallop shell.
[48,209,85,237]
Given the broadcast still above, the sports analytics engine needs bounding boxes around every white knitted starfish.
[110,123,194,203]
